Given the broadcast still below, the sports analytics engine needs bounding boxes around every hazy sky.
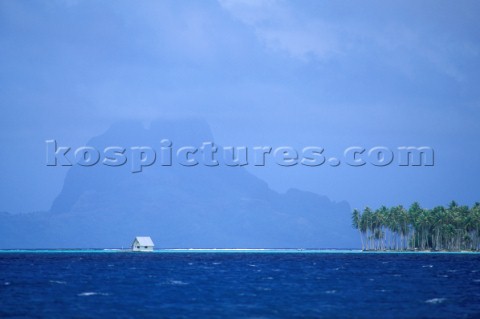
[1,0,479,213]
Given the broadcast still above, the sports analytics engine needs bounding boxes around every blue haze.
[0,1,480,247]
[0,119,356,248]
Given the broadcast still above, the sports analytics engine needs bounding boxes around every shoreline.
[0,248,479,254]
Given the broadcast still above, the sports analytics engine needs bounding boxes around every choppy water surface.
[1,251,479,318]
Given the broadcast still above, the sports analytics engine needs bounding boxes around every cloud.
[218,0,340,60]
[218,0,478,81]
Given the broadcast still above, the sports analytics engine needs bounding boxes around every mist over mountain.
[0,119,356,249]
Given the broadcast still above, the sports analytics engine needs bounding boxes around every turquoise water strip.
[0,249,479,254]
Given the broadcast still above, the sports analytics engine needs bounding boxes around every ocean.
[0,250,479,318]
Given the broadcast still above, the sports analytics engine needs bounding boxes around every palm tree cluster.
[351,201,480,251]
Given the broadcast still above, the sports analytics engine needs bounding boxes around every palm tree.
[352,209,364,250]
[351,201,480,251]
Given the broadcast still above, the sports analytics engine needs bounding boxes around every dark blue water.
[1,252,479,318]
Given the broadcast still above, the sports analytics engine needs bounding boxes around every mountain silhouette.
[0,119,356,248]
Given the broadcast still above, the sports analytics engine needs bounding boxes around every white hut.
[131,236,154,252]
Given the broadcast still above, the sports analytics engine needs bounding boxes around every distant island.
[352,201,480,251]
[0,119,357,249]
